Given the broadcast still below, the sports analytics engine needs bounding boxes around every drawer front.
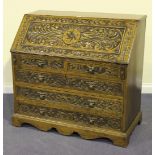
[12,54,126,80]
[16,102,121,130]
[67,61,125,80]
[12,54,65,70]
[16,70,123,96]
[16,87,123,114]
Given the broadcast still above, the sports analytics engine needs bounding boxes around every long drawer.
[15,70,123,96]
[15,86,123,115]
[16,102,122,130]
[12,53,125,80]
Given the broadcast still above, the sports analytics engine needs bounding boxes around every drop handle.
[38,92,46,100]
[37,61,47,67]
[87,81,95,89]
[88,66,96,74]
[89,102,95,108]
[38,75,45,82]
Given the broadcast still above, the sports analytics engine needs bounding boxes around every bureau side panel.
[124,19,146,130]
[11,53,18,113]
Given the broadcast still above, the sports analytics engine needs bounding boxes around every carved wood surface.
[12,53,126,80]
[16,102,121,130]
[16,86,123,114]
[16,70,123,96]
[10,12,145,147]
[67,62,121,78]
[11,14,137,63]
[25,22,125,53]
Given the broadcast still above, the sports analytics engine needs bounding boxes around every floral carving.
[16,71,123,96]
[11,14,137,63]
[16,87,123,113]
[13,54,65,69]
[62,29,81,44]
[68,62,121,78]
[17,103,121,129]
[24,22,124,53]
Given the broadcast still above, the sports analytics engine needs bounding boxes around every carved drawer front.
[16,102,121,130]
[16,87,123,114]
[67,61,125,80]
[16,70,123,96]
[12,54,65,70]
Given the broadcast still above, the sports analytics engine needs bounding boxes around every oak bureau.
[10,10,146,147]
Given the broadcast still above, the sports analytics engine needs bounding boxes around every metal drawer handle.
[38,92,46,100]
[88,81,95,89]
[39,94,46,100]
[38,75,45,82]
[37,61,47,67]
[88,66,95,74]
[89,102,95,108]
[87,66,106,74]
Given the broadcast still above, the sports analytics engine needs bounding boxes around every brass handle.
[38,75,45,82]
[88,66,96,74]
[88,81,95,89]
[87,66,105,74]
[39,94,46,100]
[38,92,46,100]
[89,102,95,108]
[37,61,47,67]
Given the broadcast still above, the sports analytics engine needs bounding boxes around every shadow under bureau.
[10,10,146,147]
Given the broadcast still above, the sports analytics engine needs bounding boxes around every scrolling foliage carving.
[16,87,122,113]
[25,22,125,53]
[16,71,123,96]
[17,103,121,129]
[11,14,137,63]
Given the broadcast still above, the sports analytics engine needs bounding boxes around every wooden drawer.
[12,53,126,81]
[16,86,123,115]
[15,70,123,96]
[12,53,65,71]
[67,60,125,80]
[16,102,121,130]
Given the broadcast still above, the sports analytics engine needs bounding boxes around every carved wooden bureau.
[10,11,146,147]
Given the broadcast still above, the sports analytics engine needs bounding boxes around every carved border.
[12,112,142,147]
[16,103,121,130]
[11,14,137,64]
[16,86,123,114]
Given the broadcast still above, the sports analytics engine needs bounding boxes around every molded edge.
[12,112,142,147]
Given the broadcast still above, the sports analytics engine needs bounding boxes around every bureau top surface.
[11,10,146,64]
[30,10,146,20]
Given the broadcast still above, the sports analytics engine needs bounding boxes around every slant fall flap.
[11,13,138,64]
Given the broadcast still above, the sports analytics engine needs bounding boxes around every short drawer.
[67,60,126,80]
[12,54,126,81]
[16,102,122,130]
[12,53,65,70]
[15,70,123,96]
[16,86,123,114]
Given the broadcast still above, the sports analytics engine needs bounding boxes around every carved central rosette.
[24,22,125,53]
